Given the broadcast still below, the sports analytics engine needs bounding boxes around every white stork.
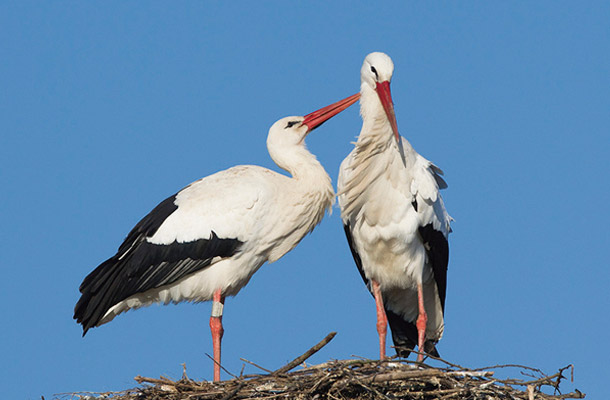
[74,93,360,381]
[338,52,451,361]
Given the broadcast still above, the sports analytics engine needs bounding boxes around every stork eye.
[285,120,300,129]
[370,66,378,78]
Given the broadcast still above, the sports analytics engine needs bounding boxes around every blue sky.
[1,2,608,399]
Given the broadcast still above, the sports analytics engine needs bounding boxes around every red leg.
[372,280,387,359]
[209,288,225,382]
[416,283,427,362]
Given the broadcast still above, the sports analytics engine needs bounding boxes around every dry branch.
[273,331,337,374]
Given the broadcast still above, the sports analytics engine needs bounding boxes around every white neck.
[268,144,324,180]
[358,83,394,142]
[265,142,335,262]
[267,142,335,212]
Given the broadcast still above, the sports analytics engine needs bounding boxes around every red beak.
[302,93,361,132]
[375,81,400,142]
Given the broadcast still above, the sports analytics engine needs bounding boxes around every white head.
[361,52,395,89]
[359,52,399,141]
[266,94,360,168]
[267,116,311,151]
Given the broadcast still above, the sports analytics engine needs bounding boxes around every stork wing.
[74,166,277,334]
[411,154,451,313]
[418,223,449,312]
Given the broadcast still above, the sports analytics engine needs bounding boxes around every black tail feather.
[74,255,124,336]
[386,308,439,358]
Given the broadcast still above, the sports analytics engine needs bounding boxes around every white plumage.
[104,161,334,323]
[338,52,452,361]
[75,93,359,381]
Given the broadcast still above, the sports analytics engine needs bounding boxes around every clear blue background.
[1,2,608,399]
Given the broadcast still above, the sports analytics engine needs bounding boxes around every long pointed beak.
[375,81,400,142]
[302,93,360,132]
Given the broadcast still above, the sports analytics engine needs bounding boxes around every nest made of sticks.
[58,332,586,400]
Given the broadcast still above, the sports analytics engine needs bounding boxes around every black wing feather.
[79,194,179,292]
[343,222,369,291]
[418,224,449,312]
[74,193,243,335]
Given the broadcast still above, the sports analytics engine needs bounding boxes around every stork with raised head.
[74,93,360,381]
[338,52,451,361]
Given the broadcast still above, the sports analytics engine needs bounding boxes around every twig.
[354,380,393,400]
[294,360,334,372]
[555,390,585,399]
[307,371,333,394]
[450,370,494,378]
[273,331,337,374]
[240,357,273,374]
[472,363,545,374]
[134,375,174,385]
[205,352,238,380]
[180,363,190,381]
[555,364,573,392]
[361,369,493,384]
[496,368,566,388]
[412,351,471,371]
[407,388,468,397]
[134,375,206,392]
[219,382,245,400]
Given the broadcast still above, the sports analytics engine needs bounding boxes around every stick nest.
[58,333,586,400]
